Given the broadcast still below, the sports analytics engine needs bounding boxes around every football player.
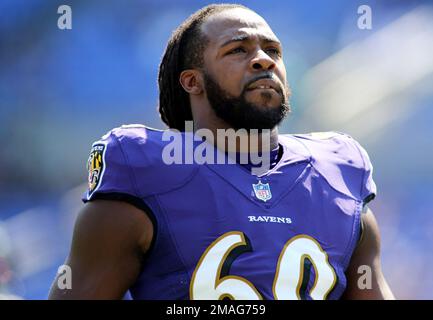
[49,4,394,300]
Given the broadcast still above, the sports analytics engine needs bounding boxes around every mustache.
[243,73,285,95]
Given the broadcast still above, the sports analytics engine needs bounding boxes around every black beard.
[203,71,290,131]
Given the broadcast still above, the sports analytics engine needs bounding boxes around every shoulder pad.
[83,125,198,201]
[291,132,377,203]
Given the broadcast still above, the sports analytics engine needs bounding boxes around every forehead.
[201,8,279,46]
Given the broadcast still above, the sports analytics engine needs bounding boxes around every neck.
[190,98,279,154]
[194,121,279,155]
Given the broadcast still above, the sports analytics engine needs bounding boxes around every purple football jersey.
[82,125,376,300]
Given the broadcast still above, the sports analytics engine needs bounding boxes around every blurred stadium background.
[1,0,432,299]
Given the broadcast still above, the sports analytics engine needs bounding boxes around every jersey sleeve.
[82,130,137,202]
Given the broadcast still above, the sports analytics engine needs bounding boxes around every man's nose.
[249,49,276,71]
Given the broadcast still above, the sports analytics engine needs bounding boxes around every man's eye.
[228,47,246,54]
[266,48,281,56]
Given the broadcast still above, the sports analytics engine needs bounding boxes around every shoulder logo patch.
[87,143,106,194]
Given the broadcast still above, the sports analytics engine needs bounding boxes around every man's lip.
[249,87,278,93]
[247,79,280,92]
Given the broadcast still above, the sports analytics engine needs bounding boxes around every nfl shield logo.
[252,181,272,202]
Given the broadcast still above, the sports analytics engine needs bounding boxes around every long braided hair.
[158,3,248,131]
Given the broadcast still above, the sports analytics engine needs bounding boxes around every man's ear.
[179,69,203,95]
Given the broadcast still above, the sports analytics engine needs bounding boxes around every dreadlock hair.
[158,3,249,131]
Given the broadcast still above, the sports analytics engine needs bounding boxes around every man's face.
[200,8,290,130]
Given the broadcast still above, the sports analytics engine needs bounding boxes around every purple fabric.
[82,126,376,300]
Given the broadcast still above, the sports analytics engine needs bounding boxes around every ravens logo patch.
[87,143,106,194]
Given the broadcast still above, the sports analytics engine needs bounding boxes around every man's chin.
[245,94,283,109]
[248,101,283,112]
